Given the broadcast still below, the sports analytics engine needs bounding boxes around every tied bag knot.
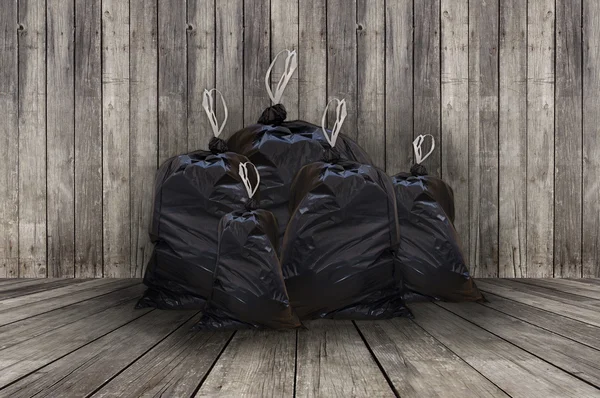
[258,104,287,125]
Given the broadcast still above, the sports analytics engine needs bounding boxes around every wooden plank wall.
[0,0,598,278]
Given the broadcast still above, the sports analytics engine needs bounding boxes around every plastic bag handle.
[321,98,347,148]
[239,162,260,199]
[413,134,435,164]
[202,88,228,138]
[265,49,298,104]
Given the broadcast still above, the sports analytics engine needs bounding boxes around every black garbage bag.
[227,50,372,243]
[196,162,300,330]
[280,99,411,320]
[393,135,482,302]
[138,90,252,309]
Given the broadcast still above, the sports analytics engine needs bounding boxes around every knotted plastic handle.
[321,98,347,148]
[202,88,228,138]
[265,49,298,104]
[413,134,435,164]
[239,162,260,199]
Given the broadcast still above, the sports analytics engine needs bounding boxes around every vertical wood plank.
[74,0,102,278]
[414,0,441,176]
[298,0,326,123]
[244,0,270,125]
[102,0,130,278]
[271,0,299,120]
[0,0,19,277]
[327,0,358,140]
[499,0,527,277]
[47,0,75,277]
[469,0,499,277]
[357,0,385,169]
[187,0,215,150]
[555,0,582,278]
[18,0,47,278]
[130,0,158,278]
[527,0,555,277]
[216,0,244,133]
[158,0,187,164]
[441,0,469,260]
[385,0,412,174]
[583,0,600,278]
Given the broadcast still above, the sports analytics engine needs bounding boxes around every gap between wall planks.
[0,0,597,278]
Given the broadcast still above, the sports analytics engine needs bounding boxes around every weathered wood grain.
[385,0,412,174]
[327,0,358,141]
[0,0,19,278]
[295,320,395,397]
[216,0,244,133]
[0,277,82,300]
[188,0,215,149]
[414,0,441,176]
[555,0,583,278]
[18,0,47,278]
[271,0,299,120]
[357,0,385,169]
[244,0,271,124]
[158,0,187,163]
[102,0,130,277]
[583,0,600,278]
[412,302,600,397]
[439,301,600,387]
[356,318,508,397]
[94,317,232,397]
[130,0,158,278]
[527,0,555,277]
[0,310,195,397]
[441,0,470,259]
[0,278,71,290]
[499,0,527,278]
[74,0,103,278]
[509,278,600,300]
[481,291,600,350]
[469,0,499,277]
[298,0,327,123]
[196,329,296,397]
[47,0,75,278]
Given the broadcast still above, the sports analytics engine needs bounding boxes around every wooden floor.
[0,279,599,397]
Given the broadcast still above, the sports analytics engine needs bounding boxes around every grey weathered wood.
[295,320,395,397]
[244,0,270,125]
[356,318,508,397]
[555,0,583,278]
[0,0,19,278]
[567,278,600,286]
[74,0,103,278]
[583,0,600,278]
[412,302,600,397]
[510,278,600,300]
[527,0,555,277]
[441,0,469,259]
[414,0,441,176]
[0,278,59,289]
[93,318,232,397]
[481,291,600,350]
[298,0,327,123]
[477,279,600,327]
[0,279,137,326]
[196,329,296,397]
[0,284,145,350]
[158,0,187,163]
[216,0,244,133]
[327,0,358,141]
[47,0,75,278]
[102,0,130,277]
[271,0,299,120]
[0,278,82,300]
[357,0,385,169]
[130,0,158,278]
[469,0,499,277]
[385,0,412,174]
[439,301,600,388]
[498,0,527,278]
[0,310,195,397]
[18,0,47,278]
[187,0,215,149]
[486,278,600,307]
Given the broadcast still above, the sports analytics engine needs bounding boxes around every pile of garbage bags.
[138,50,483,329]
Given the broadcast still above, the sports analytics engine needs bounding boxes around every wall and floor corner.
[0,0,598,279]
